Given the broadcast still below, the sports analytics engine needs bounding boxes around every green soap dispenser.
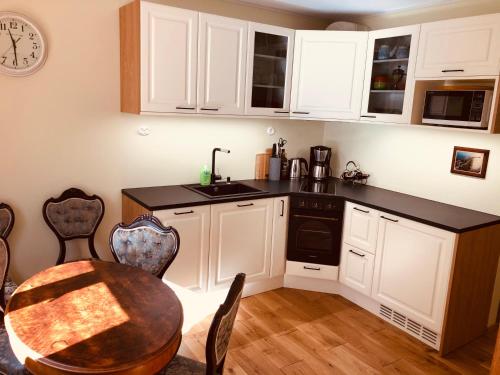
[200,165,211,186]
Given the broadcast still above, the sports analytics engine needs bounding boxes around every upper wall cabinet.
[245,23,295,117]
[291,31,368,120]
[198,14,248,115]
[416,13,500,78]
[120,1,198,114]
[361,25,420,124]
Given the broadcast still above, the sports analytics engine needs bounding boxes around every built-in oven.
[422,88,493,129]
[287,196,344,266]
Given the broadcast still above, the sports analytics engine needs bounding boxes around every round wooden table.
[5,260,183,374]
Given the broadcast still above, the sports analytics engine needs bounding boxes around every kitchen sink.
[183,182,267,199]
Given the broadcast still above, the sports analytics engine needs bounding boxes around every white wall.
[0,0,325,281]
[325,122,500,215]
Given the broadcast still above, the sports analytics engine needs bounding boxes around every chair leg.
[88,236,100,260]
[56,241,67,265]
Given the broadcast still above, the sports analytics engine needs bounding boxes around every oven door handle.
[293,214,339,222]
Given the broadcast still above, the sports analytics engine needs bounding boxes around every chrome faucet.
[211,148,231,184]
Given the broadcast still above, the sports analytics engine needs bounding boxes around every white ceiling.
[231,0,463,16]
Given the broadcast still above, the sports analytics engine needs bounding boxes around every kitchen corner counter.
[122,179,500,233]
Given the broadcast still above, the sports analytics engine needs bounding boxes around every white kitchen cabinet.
[339,244,375,296]
[343,202,380,254]
[154,205,210,292]
[286,261,339,280]
[271,197,289,277]
[361,25,420,124]
[416,13,500,78]
[291,30,368,120]
[245,23,295,117]
[209,198,273,289]
[198,14,247,115]
[140,2,198,113]
[372,213,456,332]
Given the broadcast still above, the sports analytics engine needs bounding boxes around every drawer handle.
[442,69,464,73]
[280,199,285,217]
[349,249,365,258]
[200,107,220,111]
[381,215,399,223]
[292,111,310,115]
[293,214,339,222]
[353,207,370,214]
[361,115,376,118]
[303,266,321,271]
[237,203,254,208]
[176,106,196,110]
[274,110,290,114]
[174,210,194,215]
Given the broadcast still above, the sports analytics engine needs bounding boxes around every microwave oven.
[422,89,493,129]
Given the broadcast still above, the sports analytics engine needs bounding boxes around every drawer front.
[339,244,374,296]
[343,202,379,254]
[286,261,338,281]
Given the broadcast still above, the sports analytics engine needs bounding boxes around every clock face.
[0,12,47,76]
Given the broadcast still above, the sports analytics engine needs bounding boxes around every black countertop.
[122,179,500,233]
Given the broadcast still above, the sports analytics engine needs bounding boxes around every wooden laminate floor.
[178,288,497,375]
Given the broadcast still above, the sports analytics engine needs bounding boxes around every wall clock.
[0,12,47,76]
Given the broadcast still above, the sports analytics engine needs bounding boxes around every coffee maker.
[309,146,332,180]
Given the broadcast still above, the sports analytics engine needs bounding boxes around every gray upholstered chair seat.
[159,355,206,375]
[4,277,17,303]
[0,320,29,374]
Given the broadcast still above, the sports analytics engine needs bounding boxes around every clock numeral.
[12,59,17,67]
[23,57,28,65]
[30,52,35,59]
[29,32,35,40]
[10,21,17,29]
[0,23,6,31]
[1,56,6,65]
[33,43,38,50]
[21,25,24,32]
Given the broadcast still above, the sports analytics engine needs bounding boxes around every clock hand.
[8,29,18,66]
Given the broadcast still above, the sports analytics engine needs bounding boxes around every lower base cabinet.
[153,197,288,293]
[154,205,210,292]
[372,214,455,333]
[339,244,374,296]
[209,198,274,289]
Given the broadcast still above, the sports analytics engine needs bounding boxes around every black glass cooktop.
[299,179,338,195]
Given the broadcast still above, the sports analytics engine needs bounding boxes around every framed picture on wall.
[451,146,490,179]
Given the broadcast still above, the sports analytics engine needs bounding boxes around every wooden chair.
[0,203,18,308]
[43,188,105,265]
[159,273,246,375]
[0,238,29,374]
[109,215,180,279]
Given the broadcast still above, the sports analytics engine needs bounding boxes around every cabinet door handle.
[237,203,254,208]
[174,210,194,215]
[176,106,196,110]
[441,69,464,73]
[200,107,220,111]
[274,110,290,114]
[361,115,376,118]
[353,207,370,214]
[303,266,321,271]
[280,200,285,217]
[349,249,365,258]
[381,215,399,223]
[292,111,310,115]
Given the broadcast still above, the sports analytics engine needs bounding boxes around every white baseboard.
[243,276,284,297]
[284,274,340,294]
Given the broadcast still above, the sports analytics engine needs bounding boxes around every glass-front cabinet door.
[245,23,295,117]
[361,25,420,124]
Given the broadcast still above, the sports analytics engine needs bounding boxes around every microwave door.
[423,91,474,126]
